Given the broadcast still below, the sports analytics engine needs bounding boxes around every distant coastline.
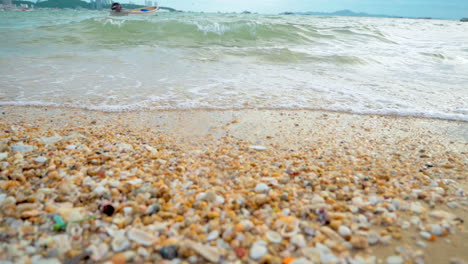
[278,9,453,20]
[2,1,464,20]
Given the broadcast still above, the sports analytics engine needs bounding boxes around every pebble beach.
[0,106,466,264]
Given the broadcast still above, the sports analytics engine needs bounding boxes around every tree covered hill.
[13,0,146,9]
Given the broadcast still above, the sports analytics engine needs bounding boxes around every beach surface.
[0,106,467,263]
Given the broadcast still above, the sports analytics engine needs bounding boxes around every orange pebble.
[110,253,126,264]
[283,257,296,264]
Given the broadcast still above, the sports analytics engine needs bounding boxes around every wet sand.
[0,106,467,263]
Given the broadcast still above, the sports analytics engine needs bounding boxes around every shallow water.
[0,10,467,121]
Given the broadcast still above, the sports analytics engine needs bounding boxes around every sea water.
[0,10,467,121]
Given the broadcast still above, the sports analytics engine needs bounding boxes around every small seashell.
[127,228,157,246]
[429,210,456,220]
[111,235,131,252]
[137,247,149,258]
[291,234,306,247]
[249,241,268,260]
[290,258,312,264]
[350,235,369,249]
[144,145,158,153]
[249,145,267,151]
[0,152,7,161]
[185,240,220,263]
[265,231,282,244]
[40,135,62,145]
[401,221,410,230]
[89,243,109,261]
[311,195,325,204]
[53,234,71,256]
[234,248,247,258]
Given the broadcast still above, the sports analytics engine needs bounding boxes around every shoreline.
[2,106,466,150]
[0,106,467,263]
[1,104,467,123]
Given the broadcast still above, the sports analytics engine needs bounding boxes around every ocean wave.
[7,13,402,49]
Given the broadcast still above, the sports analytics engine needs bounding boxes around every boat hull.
[110,6,158,16]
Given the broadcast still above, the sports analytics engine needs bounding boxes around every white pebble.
[311,195,325,204]
[446,202,458,208]
[215,195,225,204]
[420,231,431,240]
[255,183,269,193]
[123,207,133,216]
[368,196,378,205]
[411,202,424,214]
[410,216,421,226]
[357,214,368,224]
[34,156,47,163]
[338,226,351,237]
[11,144,34,153]
[0,152,8,161]
[416,241,427,248]
[291,234,306,247]
[127,228,156,246]
[249,145,267,151]
[207,230,219,241]
[249,241,267,260]
[380,235,392,245]
[386,255,404,264]
[455,188,465,197]
[265,231,282,244]
[431,224,442,236]
[367,232,380,245]
[93,186,109,196]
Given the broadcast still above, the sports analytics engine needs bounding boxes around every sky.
[127,0,468,19]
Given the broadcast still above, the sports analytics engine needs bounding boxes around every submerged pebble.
[160,245,178,260]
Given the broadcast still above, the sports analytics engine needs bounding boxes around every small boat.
[461,18,468,22]
[110,6,159,16]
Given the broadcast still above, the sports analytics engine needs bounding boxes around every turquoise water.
[1,10,467,120]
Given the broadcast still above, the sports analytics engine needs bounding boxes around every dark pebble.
[147,203,161,215]
[160,245,178,260]
[101,204,115,216]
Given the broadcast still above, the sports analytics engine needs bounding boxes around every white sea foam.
[0,12,467,121]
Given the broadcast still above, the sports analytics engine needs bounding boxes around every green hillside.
[35,0,90,8]
[13,0,177,11]
[13,1,35,6]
